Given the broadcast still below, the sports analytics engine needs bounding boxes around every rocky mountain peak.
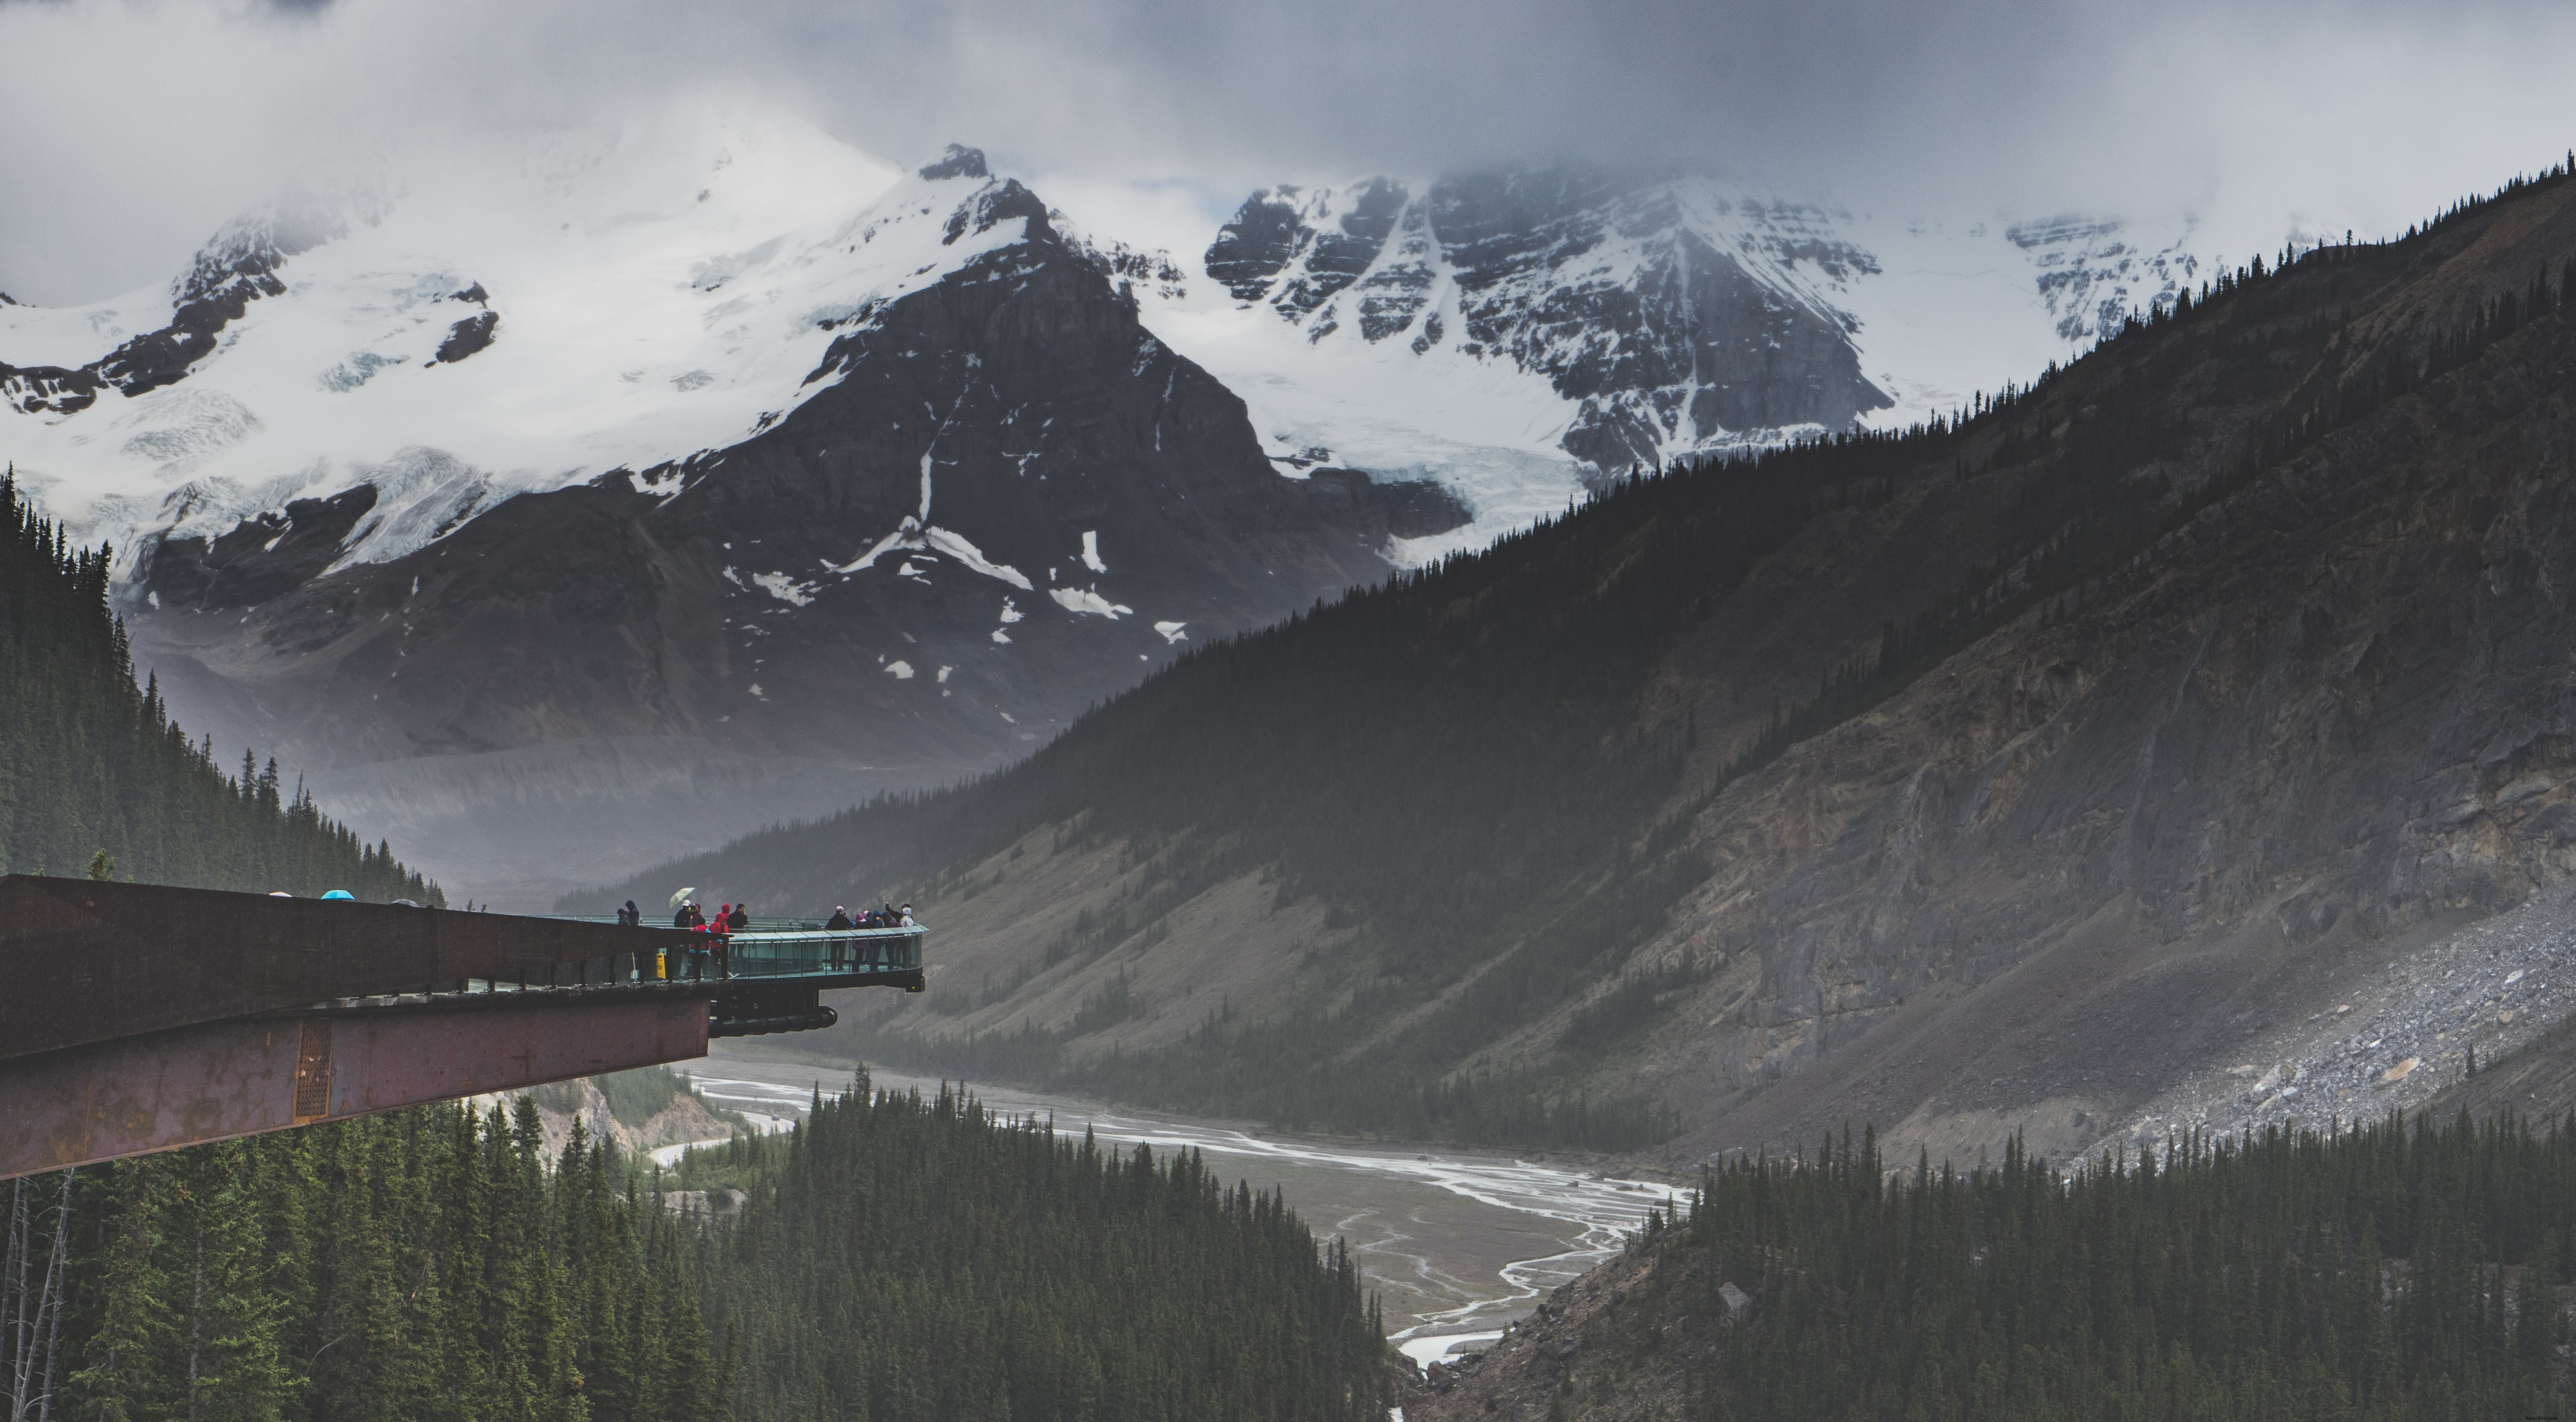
[943,176,1051,246]
[919,144,989,181]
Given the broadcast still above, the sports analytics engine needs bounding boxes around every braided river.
[670,1049,1683,1366]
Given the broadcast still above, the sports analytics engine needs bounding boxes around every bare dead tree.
[4,1171,75,1422]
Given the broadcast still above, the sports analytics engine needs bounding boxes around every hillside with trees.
[571,158,2576,1169]
[1,470,438,901]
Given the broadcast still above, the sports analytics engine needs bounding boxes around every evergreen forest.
[0,470,438,901]
[680,1075,1385,1422]
[1586,1112,2576,1420]
[5,1103,723,1422]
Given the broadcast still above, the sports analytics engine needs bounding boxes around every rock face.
[1181,169,2210,512]
[1400,1257,1682,1422]
[480,1072,736,1159]
[1206,170,1896,470]
[1200,170,1896,464]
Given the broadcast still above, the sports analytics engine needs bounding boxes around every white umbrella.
[668,887,696,910]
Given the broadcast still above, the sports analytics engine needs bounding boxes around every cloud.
[4,0,2574,303]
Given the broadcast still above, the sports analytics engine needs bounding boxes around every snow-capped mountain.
[0,108,2232,900]
[1,114,1441,901]
[0,120,1061,577]
[1074,170,2206,560]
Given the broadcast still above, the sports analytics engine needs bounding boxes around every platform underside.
[0,994,710,1178]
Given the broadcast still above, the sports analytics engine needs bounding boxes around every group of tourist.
[605,899,914,931]
[826,902,914,930]
[667,899,750,933]
[602,896,917,980]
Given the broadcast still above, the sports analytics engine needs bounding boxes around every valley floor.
[683,1046,1683,1366]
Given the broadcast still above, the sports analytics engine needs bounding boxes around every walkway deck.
[0,876,926,1178]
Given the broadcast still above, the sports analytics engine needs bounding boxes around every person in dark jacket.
[727,903,750,932]
[825,905,853,968]
[618,900,639,926]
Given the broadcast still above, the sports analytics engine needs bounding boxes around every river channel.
[671,1047,1684,1366]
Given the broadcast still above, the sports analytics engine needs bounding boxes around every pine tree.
[66,1161,177,1422]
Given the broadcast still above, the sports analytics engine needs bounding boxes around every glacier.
[0,109,1046,581]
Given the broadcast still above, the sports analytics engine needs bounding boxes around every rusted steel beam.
[0,995,710,1179]
[0,875,696,1062]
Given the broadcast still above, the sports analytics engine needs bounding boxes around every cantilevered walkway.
[0,875,924,1179]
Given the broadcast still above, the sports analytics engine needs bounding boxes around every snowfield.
[0,108,1043,577]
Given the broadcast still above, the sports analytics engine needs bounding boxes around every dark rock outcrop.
[1269,177,1408,318]
[140,486,380,611]
[1299,468,1473,543]
[1204,190,1311,302]
[429,310,499,364]
[917,144,988,182]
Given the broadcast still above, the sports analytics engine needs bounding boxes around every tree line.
[4,1099,721,1422]
[1603,1110,2576,1419]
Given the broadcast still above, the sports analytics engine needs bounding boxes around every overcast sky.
[4,0,2574,305]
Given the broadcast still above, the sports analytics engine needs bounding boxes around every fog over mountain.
[5,0,2576,307]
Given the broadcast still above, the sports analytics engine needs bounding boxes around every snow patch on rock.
[750,571,815,606]
[1049,586,1132,619]
[922,525,1032,589]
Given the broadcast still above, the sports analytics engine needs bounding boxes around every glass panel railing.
[722,929,922,978]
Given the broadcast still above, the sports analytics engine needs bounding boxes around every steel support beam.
[0,874,698,1063]
[0,996,709,1179]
